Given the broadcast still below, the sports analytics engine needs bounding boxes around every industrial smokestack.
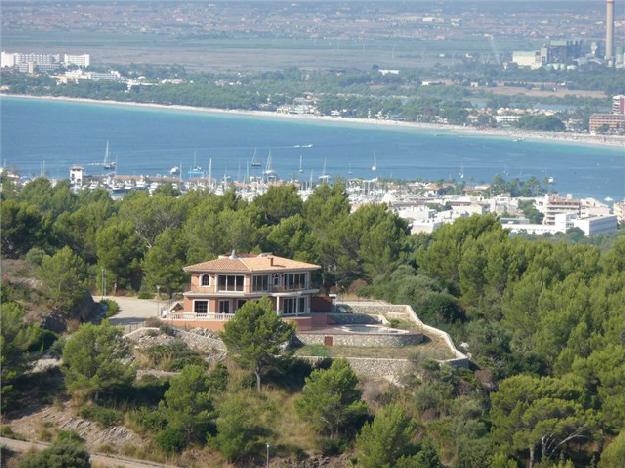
[606,0,615,62]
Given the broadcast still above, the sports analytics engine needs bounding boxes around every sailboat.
[103,141,116,170]
[318,158,331,183]
[251,148,261,168]
[459,164,464,180]
[371,153,377,172]
[298,154,304,173]
[264,151,276,178]
[187,151,205,178]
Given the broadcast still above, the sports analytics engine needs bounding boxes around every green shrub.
[207,363,229,394]
[143,340,204,371]
[0,425,26,440]
[24,246,47,266]
[132,375,170,405]
[27,328,58,353]
[159,324,176,336]
[388,318,401,328]
[56,430,84,444]
[210,392,267,462]
[137,291,154,300]
[18,441,90,468]
[80,405,123,427]
[47,336,66,358]
[156,427,186,453]
[132,407,167,432]
[100,299,120,318]
[319,437,346,456]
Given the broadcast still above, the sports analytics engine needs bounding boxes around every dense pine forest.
[2,177,624,467]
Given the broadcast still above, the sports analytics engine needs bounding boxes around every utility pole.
[266,443,270,468]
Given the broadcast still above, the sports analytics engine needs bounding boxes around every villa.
[164,251,334,330]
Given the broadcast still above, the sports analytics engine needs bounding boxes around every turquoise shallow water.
[1,96,624,199]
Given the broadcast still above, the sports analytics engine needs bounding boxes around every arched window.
[201,274,210,286]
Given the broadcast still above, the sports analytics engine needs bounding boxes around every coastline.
[3,93,625,150]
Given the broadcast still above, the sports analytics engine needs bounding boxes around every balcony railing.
[166,312,235,321]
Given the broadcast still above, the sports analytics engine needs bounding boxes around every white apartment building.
[2,51,89,69]
[502,222,562,236]
[572,215,618,236]
[537,195,581,225]
[64,54,90,68]
[489,196,520,215]
[69,166,85,187]
[14,53,61,66]
[503,213,617,237]
[580,197,611,218]
[411,220,443,234]
[1,51,15,68]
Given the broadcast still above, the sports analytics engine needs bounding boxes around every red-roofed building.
[164,251,334,330]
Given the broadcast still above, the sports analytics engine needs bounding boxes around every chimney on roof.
[229,250,237,259]
[269,256,274,266]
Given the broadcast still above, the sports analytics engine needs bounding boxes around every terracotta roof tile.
[183,253,320,273]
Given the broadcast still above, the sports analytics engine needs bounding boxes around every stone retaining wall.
[301,355,416,383]
[297,331,423,347]
[337,301,470,368]
[327,313,382,325]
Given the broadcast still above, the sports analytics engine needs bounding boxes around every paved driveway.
[95,295,162,326]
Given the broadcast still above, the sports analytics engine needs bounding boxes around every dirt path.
[0,436,178,468]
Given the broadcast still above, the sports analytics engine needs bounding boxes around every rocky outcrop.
[8,404,142,451]
[124,327,226,353]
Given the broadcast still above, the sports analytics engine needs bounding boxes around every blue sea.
[1,96,624,199]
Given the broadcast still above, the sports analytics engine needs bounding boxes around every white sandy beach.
[3,93,625,150]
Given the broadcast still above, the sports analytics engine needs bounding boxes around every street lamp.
[266,443,270,468]
[101,268,106,299]
[156,285,161,316]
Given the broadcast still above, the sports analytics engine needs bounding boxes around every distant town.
[2,160,623,240]
[1,49,624,138]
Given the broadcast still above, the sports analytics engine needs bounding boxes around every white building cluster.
[384,188,620,238]
[58,69,122,83]
[500,194,618,236]
[1,51,90,73]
